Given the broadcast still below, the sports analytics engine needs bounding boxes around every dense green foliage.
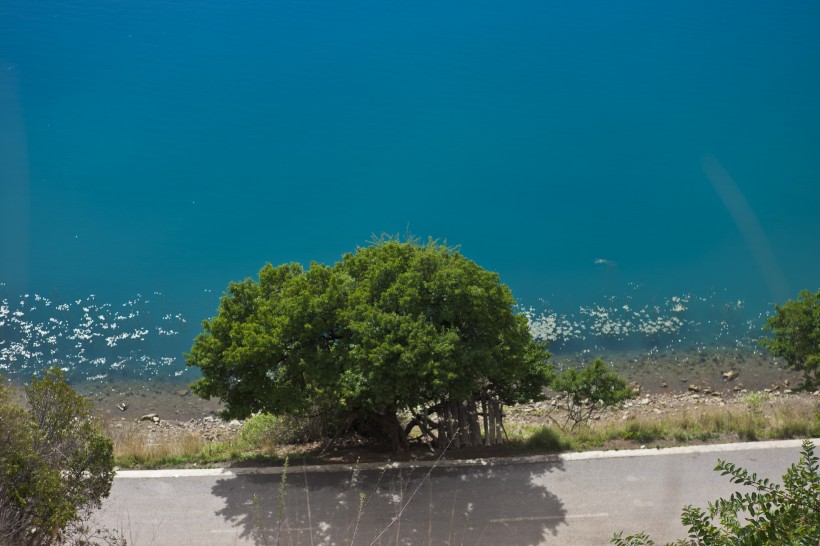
[187,238,552,449]
[0,369,115,545]
[612,439,820,546]
[760,289,820,389]
[240,413,282,449]
[549,357,634,431]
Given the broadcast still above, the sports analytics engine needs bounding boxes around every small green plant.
[521,426,571,452]
[620,420,666,443]
[275,456,289,545]
[241,413,280,450]
[252,493,269,546]
[741,390,770,410]
[612,439,820,545]
[760,289,820,390]
[549,358,634,431]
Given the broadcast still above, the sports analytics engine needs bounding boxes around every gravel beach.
[79,347,816,457]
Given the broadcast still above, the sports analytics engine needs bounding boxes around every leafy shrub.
[741,390,770,409]
[760,289,820,390]
[522,426,571,452]
[241,413,281,449]
[0,369,117,545]
[612,439,820,545]
[241,409,348,450]
[549,358,634,431]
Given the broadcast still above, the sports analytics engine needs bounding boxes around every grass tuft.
[522,426,572,451]
[769,404,820,439]
[108,423,205,466]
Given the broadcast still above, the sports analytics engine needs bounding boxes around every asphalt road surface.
[93,439,814,545]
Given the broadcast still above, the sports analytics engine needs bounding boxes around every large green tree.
[760,289,820,390]
[187,238,552,450]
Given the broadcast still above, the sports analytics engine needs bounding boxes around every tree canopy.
[760,289,820,390]
[187,238,553,450]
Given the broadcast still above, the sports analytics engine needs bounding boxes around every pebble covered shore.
[91,349,818,454]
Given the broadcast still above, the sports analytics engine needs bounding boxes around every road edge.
[114,437,820,478]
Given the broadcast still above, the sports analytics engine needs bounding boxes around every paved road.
[93,440,814,546]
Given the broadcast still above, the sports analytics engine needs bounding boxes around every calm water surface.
[1,0,819,383]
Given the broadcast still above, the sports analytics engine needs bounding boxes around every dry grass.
[769,402,819,439]
[106,417,299,468]
[107,393,819,468]
[108,423,205,466]
[510,395,819,452]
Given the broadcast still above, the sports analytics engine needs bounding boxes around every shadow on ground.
[211,458,566,545]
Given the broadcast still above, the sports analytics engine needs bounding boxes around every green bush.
[613,439,820,545]
[741,390,770,409]
[522,426,571,452]
[240,409,347,450]
[241,413,281,449]
[760,289,820,390]
[549,358,634,431]
[620,420,665,444]
[0,369,117,545]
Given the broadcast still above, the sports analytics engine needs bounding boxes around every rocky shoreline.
[107,412,244,446]
[105,382,819,458]
[86,348,817,456]
[507,385,819,426]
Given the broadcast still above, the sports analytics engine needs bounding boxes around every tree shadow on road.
[211,457,566,545]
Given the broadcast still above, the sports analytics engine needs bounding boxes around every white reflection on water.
[523,291,767,357]
[0,291,188,382]
[1,285,771,384]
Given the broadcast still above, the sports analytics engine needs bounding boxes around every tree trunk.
[481,394,489,446]
[446,401,461,449]
[366,409,408,453]
[456,401,468,447]
[432,397,506,449]
[405,407,437,446]
[441,403,454,448]
[493,400,504,445]
[466,399,483,447]
[320,410,359,455]
[487,399,497,445]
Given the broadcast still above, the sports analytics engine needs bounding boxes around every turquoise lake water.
[1,0,819,383]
